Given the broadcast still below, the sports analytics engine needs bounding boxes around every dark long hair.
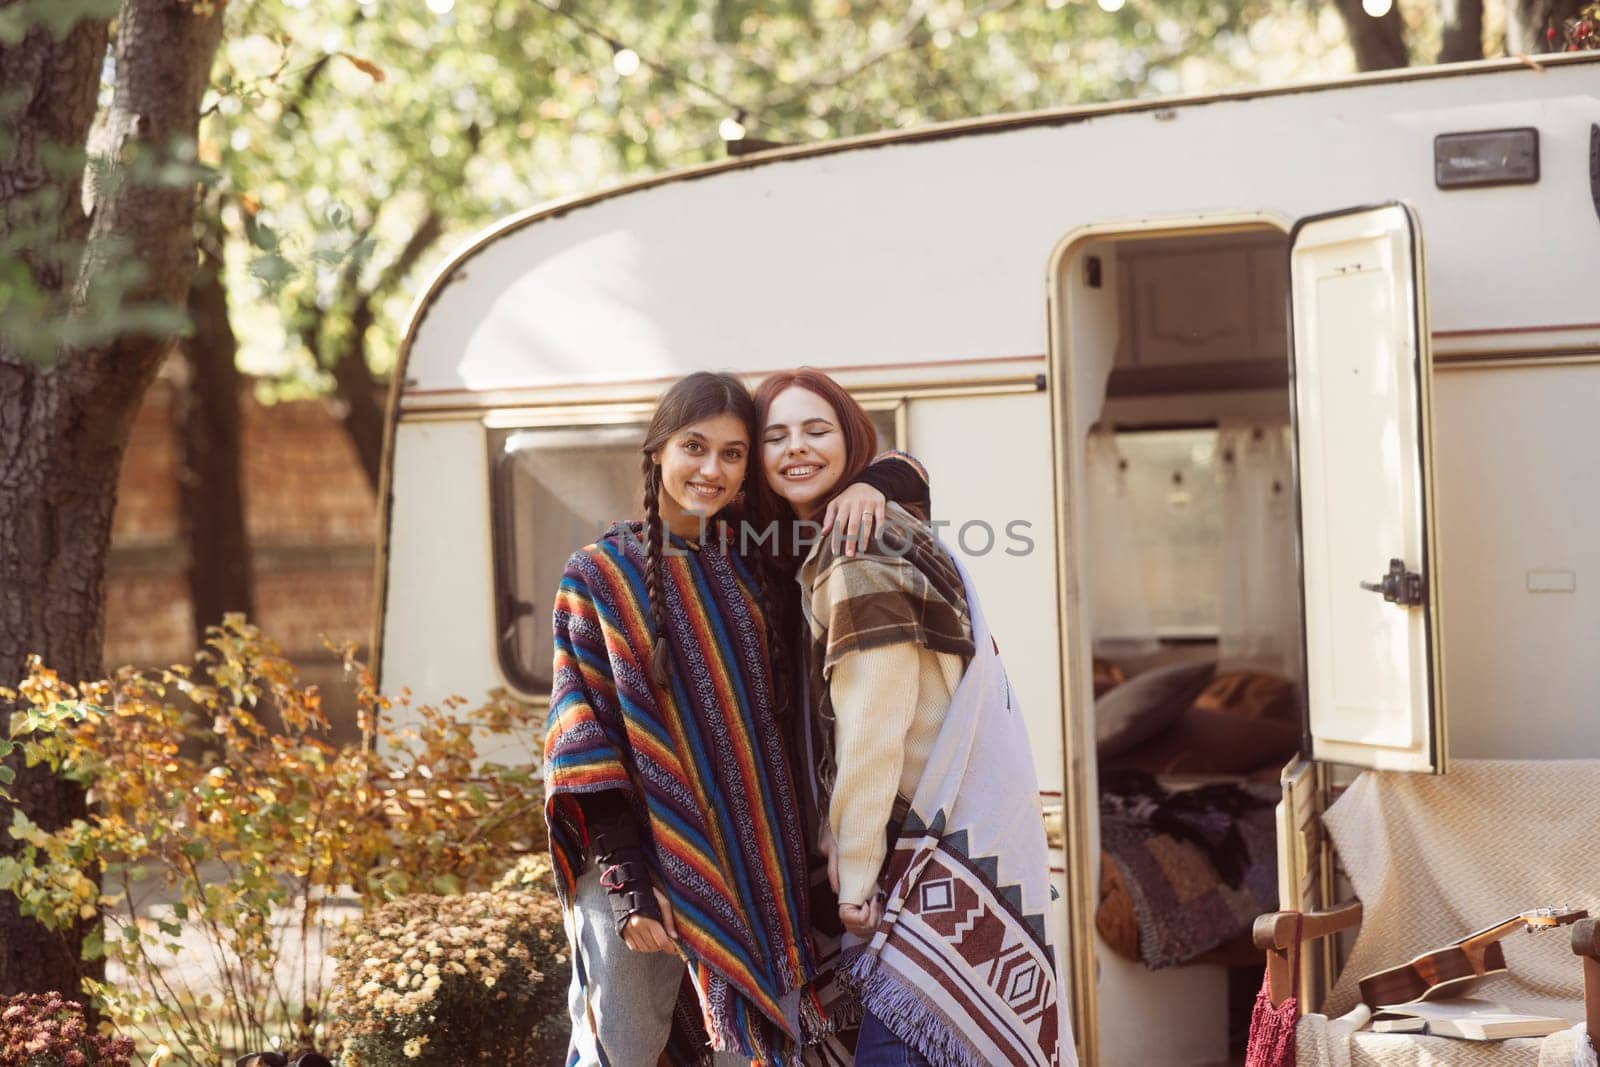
[751,368,881,790]
[640,372,791,712]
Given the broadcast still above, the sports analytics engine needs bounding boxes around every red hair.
[751,368,878,525]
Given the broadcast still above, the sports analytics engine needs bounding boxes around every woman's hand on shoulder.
[822,483,887,558]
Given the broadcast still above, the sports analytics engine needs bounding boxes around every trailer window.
[491,409,901,697]
[490,424,648,695]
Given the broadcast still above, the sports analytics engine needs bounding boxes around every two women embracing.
[543,369,1076,1067]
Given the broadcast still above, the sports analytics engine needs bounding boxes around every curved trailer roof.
[391,50,1600,408]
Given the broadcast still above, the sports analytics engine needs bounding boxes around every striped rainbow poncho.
[545,522,817,1065]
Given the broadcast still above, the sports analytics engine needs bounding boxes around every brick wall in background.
[106,384,188,666]
[105,381,378,678]
[111,385,181,547]
[240,397,378,547]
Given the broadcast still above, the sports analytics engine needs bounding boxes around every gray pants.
[564,865,751,1067]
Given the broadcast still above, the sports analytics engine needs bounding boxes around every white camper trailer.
[375,54,1600,1065]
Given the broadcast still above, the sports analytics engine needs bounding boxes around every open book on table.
[1369,998,1571,1041]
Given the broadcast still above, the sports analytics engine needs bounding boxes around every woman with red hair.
[755,369,1074,1067]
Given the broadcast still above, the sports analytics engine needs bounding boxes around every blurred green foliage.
[0,126,207,368]
[205,0,1360,392]
[9,0,1466,389]
[0,0,116,46]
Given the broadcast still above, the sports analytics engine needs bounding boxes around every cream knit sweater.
[828,641,965,905]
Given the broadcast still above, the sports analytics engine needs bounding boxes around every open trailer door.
[1289,202,1446,774]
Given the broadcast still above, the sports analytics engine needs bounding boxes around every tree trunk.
[0,373,127,997]
[1507,0,1586,51]
[1440,0,1486,62]
[0,0,225,996]
[0,14,104,289]
[0,7,114,1001]
[329,328,388,495]
[1330,0,1411,70]
[166,20,360,633]
[173,215,254,646]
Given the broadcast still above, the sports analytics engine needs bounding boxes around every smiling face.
[653,412,749,537]
[760,386,848,520]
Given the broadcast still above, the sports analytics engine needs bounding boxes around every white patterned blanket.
[839,557,1076,1067]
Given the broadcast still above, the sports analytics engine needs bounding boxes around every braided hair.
[639,372,789,706]
[640,453,673,687]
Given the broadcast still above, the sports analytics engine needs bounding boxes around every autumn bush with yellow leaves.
[0,618,552,1062]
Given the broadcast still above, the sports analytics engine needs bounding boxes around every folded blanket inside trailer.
[1096,770,1279,969]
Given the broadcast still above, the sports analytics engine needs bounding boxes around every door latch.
[1360,558,1426,607]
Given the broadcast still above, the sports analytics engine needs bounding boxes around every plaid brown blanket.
[799,504,974,798]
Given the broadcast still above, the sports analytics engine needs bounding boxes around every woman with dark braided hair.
[544,371,928,1066]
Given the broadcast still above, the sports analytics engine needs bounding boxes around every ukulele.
[1358,907,1589,1008]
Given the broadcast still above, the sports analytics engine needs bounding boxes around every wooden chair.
[1251,908,1600,1063]
[1572,919,1600,1056]
[1248,761,1600,1066]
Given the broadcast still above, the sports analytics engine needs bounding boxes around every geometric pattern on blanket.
[833,551,1073,1067]
[848,809,1062,1067]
